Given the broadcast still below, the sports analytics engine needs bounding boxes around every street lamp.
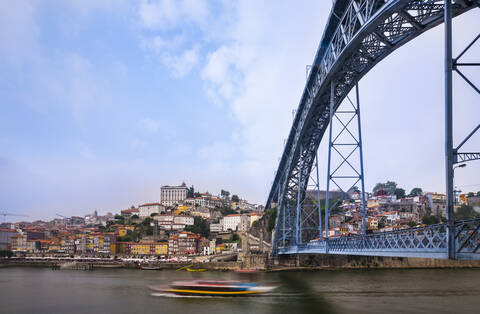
[453,164,467,205]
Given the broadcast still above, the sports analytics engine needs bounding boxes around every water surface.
[1,267,479,313]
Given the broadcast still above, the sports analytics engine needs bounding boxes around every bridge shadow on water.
[270,272,337,314]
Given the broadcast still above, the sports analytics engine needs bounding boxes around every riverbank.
[3,254,480,271]
[0,258,242,271]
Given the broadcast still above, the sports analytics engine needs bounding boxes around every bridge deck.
[277,219,480,260]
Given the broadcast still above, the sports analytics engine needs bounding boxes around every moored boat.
[151,280,276,296]
[139,265,163,270]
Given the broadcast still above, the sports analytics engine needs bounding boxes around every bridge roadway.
[267,0,480,259]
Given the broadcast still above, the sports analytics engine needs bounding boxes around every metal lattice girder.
[268,0,478,254]
[277,219,480,260]
[455,152,480,163]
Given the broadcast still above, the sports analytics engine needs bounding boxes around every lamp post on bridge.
[453,163,466,206]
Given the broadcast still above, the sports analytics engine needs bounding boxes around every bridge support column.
[445,0,455,260]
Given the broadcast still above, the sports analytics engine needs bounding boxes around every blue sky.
[1,1,479,220]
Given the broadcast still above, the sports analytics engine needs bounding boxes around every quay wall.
[269,254,480,270]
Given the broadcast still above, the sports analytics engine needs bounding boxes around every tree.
[142,217,153,226]
[408,221,417,228]
[422,215,440,225]
[221,207,236,216]
[193,192,201,197]
[221,189,230,198]
[117,229,139,242]
[455,205,479,220]
[373,181,398,195]
[187,185,195,198]
[184,217,210,238]
[394,188,406,199]
[231,194,240,203]
[150,213,158,217]
[409,187,423,197]
[114,214,124,220]
[267,208,277,232]
[131,214,139,219]
[468,192,475,197]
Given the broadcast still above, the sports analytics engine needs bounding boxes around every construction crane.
[0,212,29,223]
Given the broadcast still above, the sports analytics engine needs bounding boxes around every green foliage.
[131,214,139,219]
[455,204,479,221]
[408,221,417,228]
[194,192,201,197]
[146,226,153,236]
[0,250,13,258]
[409,187,423,197]
[220,207,236,216]
[468,192,475,197]
[422,215,441,225]
[184,217,210,238]
[187,185,195,198]
[117,229,139,242]
[394,188,406,199]
[150,213,158,217]
[373,181,398,194]
[231,194,240,203]
[221,189,230,198]
[224,233,241,243]
[267,208,277,232]
[142,217,153,226]
[114,214,124,220]
[378,220,386,229]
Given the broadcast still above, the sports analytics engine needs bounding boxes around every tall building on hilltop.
[161,183,188,206]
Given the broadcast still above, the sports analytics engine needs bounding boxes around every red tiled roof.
[139,203,164,207]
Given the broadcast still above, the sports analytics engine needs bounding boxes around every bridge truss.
[267,0,480,259]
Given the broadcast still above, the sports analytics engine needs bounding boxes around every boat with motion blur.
[150,280,276,296]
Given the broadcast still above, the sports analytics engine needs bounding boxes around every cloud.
[163,45,199,78]
[138,0,209,31]
[137,0,215,77]
[139,118,160,133]
[197,1,331,201]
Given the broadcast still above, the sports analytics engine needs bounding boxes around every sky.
[0,1,479,221]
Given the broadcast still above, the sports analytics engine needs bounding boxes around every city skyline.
[1,1,479,220]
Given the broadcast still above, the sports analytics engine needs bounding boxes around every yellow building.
[117,225,135,237]
[174,205,189,215]
[117,242,168,255]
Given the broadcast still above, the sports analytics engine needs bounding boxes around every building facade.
[138,203,165,217]
[161,183,188,206]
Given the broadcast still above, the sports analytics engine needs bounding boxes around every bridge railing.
[277,219,480,260]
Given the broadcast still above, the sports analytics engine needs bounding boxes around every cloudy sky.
[1,1,479,220]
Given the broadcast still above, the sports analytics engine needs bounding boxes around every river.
[0,267,479,313]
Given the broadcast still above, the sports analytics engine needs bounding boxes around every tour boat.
[150,280,276,297]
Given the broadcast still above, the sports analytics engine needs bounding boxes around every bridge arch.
[267,0,479,257]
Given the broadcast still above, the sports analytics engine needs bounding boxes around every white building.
[223,214,242,231]
[153,214,194,230]
[248,213,263,226]
[209,223,223,233]
[138,203,165,217]
[174,215,194,225]
[161,183,189,206]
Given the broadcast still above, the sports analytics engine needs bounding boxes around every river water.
[1,267,479,314]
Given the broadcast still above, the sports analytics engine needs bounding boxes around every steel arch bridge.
[267,0,480,260]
